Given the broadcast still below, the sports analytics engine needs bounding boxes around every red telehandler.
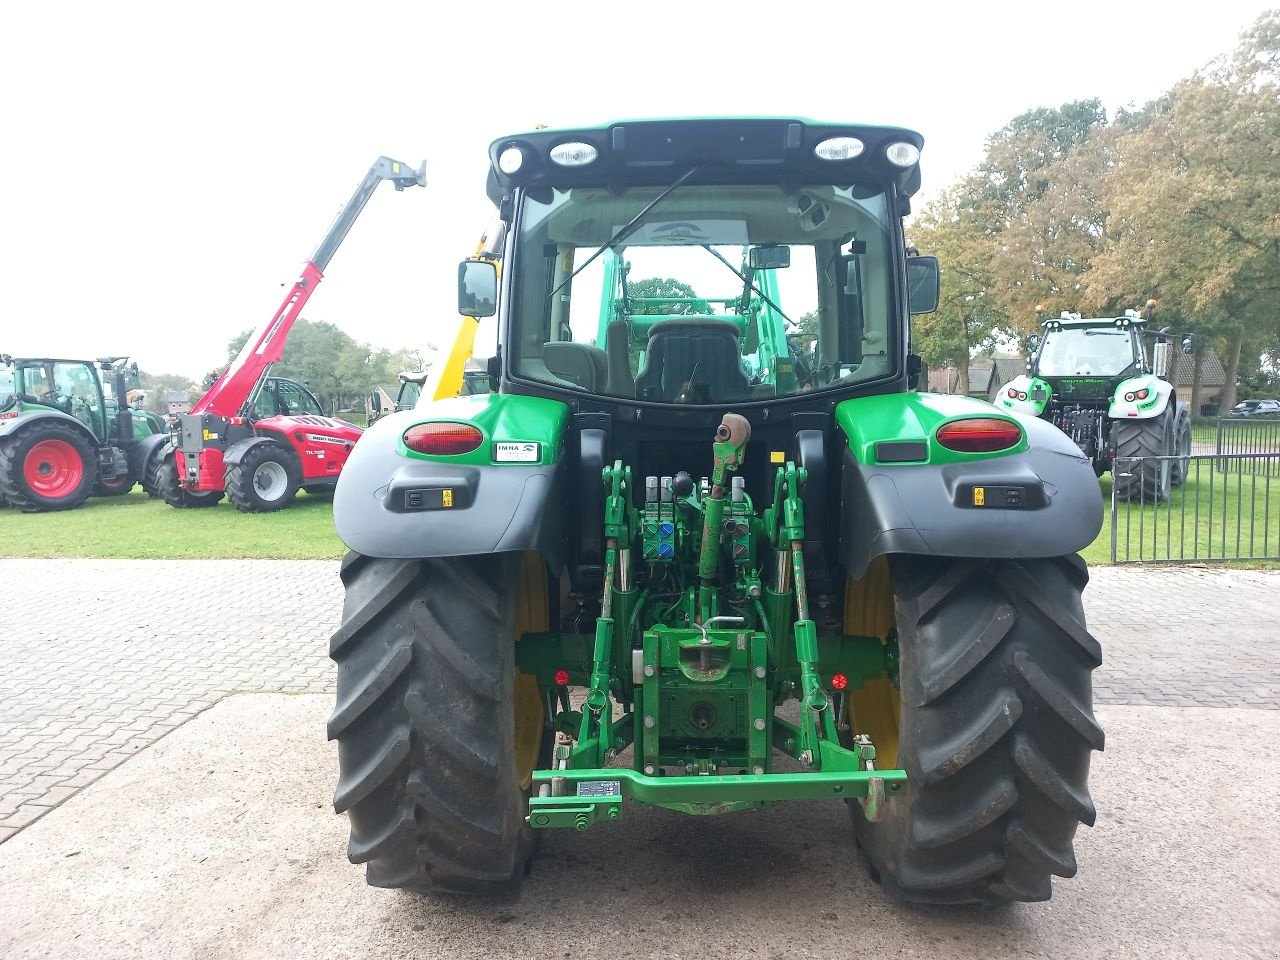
[142,156,425,511]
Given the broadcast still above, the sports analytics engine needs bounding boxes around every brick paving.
[0,558,1276,842]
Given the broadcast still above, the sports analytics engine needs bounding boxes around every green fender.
[835,392,1103,578]
[0,405,99,446]
[333,393,571,563]
[1108,374,1173,421]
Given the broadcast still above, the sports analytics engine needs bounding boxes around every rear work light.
[403,422,483,456]
[936,418,1024,453]
[549,141,598,166]
[814,136,865,160]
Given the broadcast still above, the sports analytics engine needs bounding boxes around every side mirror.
[748,244,790,270]
[906,256,940,315]
[369,391,381,413]
[1181,334,1196,356]
[458,260,498,318]
[1026,334,1041,354]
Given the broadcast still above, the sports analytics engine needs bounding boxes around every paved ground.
[2,559,1278,841]
[2,694,1277,960]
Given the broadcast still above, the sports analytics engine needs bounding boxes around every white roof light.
[549,141,598,167]
[885,141,921,167]
[498,146,524,174]
[814,136,865,161]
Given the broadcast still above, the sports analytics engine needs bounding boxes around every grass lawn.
[3,461,1276,565]
[1,487,345,559]
[1096,461,1280,565]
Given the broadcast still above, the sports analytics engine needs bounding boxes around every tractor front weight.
[521,414,904,831]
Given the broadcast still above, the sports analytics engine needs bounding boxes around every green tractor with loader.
[329,119,1105,905]
[995,303,1195,501]
[0,354,164,511]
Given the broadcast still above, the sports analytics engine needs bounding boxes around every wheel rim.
[252,460,289,501]
[844,555,900,769]
[24,439,84,498]
[513,553,549,789]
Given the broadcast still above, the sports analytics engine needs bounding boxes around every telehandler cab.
[329,119,1105,905]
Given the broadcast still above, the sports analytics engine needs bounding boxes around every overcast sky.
[1,0,1270,379]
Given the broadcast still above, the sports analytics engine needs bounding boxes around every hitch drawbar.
[528,765,906,831]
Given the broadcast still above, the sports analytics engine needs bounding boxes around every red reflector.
[403,422,483,456]
[936,418,1023,453]
[831,673,848,691]
[1018,392,1028,401]
[554,669,570,687]
[1125,392,1135,402]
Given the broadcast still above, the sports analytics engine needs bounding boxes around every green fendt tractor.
[0,354,163,511]
[994,304,1195,501]
[329,119,1106,905]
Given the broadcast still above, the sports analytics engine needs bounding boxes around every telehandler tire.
[225,442,300,513]
[155,452,224,508]
[850,554,1103,906]
[1113,412,1172,502]
[329,551,550,894]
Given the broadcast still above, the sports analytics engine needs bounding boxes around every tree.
[1090,11,1280,413]
[134,370,197,414]
[626,277,709,315]
[222,318,421,415]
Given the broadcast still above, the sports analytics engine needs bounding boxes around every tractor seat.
[543,341,609,393]
[634,319,749,403]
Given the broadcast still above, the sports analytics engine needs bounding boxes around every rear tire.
[1112,412,1172,502]
[329,552,549,894]
[851,555,1103,906]
[95,473,135,496]
[139,447,164,498]
[1169,408,1192,486]
[155,452,224,508]
[0,421,97,512]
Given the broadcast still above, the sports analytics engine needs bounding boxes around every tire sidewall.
[231,443,300,512]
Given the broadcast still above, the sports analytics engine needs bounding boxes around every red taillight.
[403,422,483,456]
[936,418,1023,453]
[1136,388,1149,400]
[831,673,848,691]
[1007,388,1017,399]
[554,669,570,687]
[1018,392,1028,401]
[1124,392,1135,402]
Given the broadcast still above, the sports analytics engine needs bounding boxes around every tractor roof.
[485,117,924,205]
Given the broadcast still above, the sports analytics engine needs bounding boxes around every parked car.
[1228,399,1280,418]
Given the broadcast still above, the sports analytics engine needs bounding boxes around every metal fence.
[1111,453,1280,563]
[1216,417,1280,476]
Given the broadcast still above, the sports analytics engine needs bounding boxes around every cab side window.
[277,380,322,416]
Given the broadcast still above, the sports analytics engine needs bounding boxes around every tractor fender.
[130,432,170,476]
[223,433,292,467]
[1108,375,1173,421]
[835,394,1103,579]
[332,395,570,568]
[0,408,98,446]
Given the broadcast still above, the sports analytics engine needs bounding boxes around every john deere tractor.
[995,304,1195,501]
[329,119,1105,905]
[0,354,162,511]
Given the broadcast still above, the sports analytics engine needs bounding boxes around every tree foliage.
[626,277,709,315]
[911,13,1279,408]
[223,318,422,414]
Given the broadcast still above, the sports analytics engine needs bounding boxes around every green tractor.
[0,354,164,511]
[329,119,1105,905]
[994,304,1195,501]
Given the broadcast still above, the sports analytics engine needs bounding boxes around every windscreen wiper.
[547,165,703,301]
[699,244,795,328]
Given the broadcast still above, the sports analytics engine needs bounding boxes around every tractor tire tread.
[852,555,1102,905]
[225,443,300,513]
[329,553,536,894]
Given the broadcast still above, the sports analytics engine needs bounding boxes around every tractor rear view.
[145,156,426,512]
[995,304,1195,501]
[0,355,160,511]
[329,119,1105,905]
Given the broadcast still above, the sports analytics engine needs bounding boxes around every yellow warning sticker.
[973,486,985,506]
[770,451,786,464]
[442,489,453,508]
[202,429,217,441]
